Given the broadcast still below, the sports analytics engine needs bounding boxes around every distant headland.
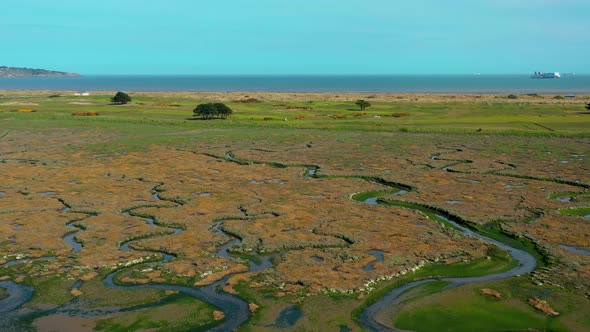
[0,66,81,78]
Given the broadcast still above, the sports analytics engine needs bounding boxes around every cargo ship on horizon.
[531,71,561,79]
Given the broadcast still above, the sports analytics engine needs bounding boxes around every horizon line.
[26,73,589,77]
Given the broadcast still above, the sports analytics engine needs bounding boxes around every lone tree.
[586,103,590,110]
[112,91,131,105]
[193,103,233,119]
[355,99,371,111]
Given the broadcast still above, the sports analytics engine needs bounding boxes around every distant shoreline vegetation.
[0,66,80,78]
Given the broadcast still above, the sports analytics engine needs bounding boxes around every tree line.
[109,92,234,119]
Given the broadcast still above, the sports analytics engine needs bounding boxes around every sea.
[0,75,589,93]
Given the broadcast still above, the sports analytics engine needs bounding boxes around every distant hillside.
[0,66,80,78]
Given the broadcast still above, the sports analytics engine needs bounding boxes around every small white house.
[74,91,90,96]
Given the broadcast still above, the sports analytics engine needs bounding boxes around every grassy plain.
[94,296,215,332]
[1,90,589,331]
[392,276,590,332]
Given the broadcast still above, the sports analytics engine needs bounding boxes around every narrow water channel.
[100,184,263,332]
[356,196,537,332]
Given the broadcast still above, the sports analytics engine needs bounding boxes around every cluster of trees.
[112,91,131,104]
[193,103,233,119]
[107,93,235,119]
[586,103,590,110]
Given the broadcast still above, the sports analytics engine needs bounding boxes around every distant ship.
[531,72,561,79]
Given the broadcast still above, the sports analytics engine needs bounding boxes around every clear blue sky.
[2,0,588,75]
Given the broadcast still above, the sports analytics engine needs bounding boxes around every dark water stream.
[0,281,33,314]
[271,305,304,328]
[559,244,590,256]
[363,250,385,272]
[59,205,86,254]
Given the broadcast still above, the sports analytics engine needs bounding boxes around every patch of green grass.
[79,273,168,308]
[350,190,398,202]
[475,222,551,267]
[549,191,586,199]
[232,280,284,329]
[94,296,216,332]
[398,280,451,303]
[353,252,517,324]
[234,280,361,332]
[26,275,76,307]
[394,294,566,332]
[391,275,590,332]
[559,207,590,218]
[419,255,516,278]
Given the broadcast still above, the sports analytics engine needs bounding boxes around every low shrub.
[233,98,261,103]
[388,112,410,117]
[72,112,99,116]
[154,103,181,107]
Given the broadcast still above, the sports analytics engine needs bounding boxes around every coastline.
[1,75,589,94]
[1,90,588,104]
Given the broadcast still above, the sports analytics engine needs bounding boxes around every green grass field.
[394,294,563,332]
[392,277,583,332]
[559,207,590,217]
[1,91,589,137]
[94,296,215,332]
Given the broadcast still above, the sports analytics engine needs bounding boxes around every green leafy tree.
[355,99,371,111]
[586,103,590,110]
[213,103,233,119]
[111,91,131,104]
[193,103,234,119]
[193,103,216,119]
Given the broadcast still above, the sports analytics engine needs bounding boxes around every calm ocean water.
[0,75,589,93]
